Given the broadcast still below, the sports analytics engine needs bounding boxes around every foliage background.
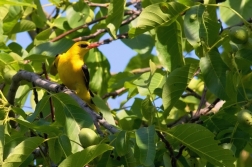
[1,0,252,166]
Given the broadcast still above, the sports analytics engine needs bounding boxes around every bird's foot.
[55,84,67,93]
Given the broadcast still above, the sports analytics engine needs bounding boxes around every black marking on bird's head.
[78,43,89,48]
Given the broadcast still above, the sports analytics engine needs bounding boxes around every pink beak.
[88,43,100,49]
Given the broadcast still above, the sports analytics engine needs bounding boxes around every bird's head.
[72,41,100,56]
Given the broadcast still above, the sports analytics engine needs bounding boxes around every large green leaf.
[135,125,156,166]
[28,39,74,58]
[52,93,96,153]
[2,6,21,35]
[134,70,166,96]
[0,0,36,8]
[200,48,229,100]
[129,2,188,37]
[220,0,252,26]
[162,64,197,117]
[66,1,90,28]
[85,48,110,95]
[106,0,126,39]
[10,20,36,34]
[3,137,44,167]
[184,4,220,48]
[58,144,113,167]
[48,138,63,164]
[160,124,236,166]
[156,21,184,72]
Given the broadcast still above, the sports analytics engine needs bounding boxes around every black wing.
[82,64,95,98]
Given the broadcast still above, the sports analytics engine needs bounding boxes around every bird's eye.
[79,44,88,48]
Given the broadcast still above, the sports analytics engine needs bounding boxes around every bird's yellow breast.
[57,53,90,101]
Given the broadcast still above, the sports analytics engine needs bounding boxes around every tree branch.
[7,70,119,134]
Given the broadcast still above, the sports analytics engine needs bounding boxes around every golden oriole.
[50,41,100,112]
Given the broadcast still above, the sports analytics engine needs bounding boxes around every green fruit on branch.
[237,109,252,126]
[79,128,99,148]
[229,26,249,44]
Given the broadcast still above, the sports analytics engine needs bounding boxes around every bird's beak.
[88,43,100,49]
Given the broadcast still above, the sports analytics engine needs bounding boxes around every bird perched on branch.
[50,41,100,112]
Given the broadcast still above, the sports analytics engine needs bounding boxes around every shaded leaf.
[11,20,36,34]
[160,124,236,167]
[156,21,184,72]
[135,125,156,166]
[200,48,229,100]
[162,64,197,117]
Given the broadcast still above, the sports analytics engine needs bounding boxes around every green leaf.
[85,49,110,95]
[2,6,21,35]
[63,105,83,153]
[10,118,61,135]
[200,48,229,100]
[162,64,197,117]
[106,0,126,39]
[199,6,220,47]
[135,125,156,166]
[66,1,90,28]
[32,0,47,28]
[121,32,155,54]
[108,72,138,92]
[27,95,50,122]
[8,42,28,57]
[115,131,129,156]
[3,137,44,167]
[160,124,236,167]
[58,135,72,157]
[28,39,74,58]
[10,20,36,34]
[58,144,113,167]
[220,0,252,26]
[0,6,9,20]
[48,138,63,164]
[141,97,156,122]
[134,70,166,96]
[92,96,115,125]
[156,21,184,72]
[184,4,220,48]
[34,28,52,45]
[0,0,36,8]
[129,2,188,37]
[124,53,159,71]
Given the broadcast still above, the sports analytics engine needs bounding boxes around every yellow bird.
[51,41,100,112]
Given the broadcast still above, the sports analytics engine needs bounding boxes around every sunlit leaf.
[3,137,44,167]
[59,144,113,167]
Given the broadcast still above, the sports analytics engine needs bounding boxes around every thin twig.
[73,10,141,42]
[195,84,207,115]
[42,63,55,122]
[50,16,107,42]
[175,145,186,159]
[156,131,177,167]
[102,87,126,99]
